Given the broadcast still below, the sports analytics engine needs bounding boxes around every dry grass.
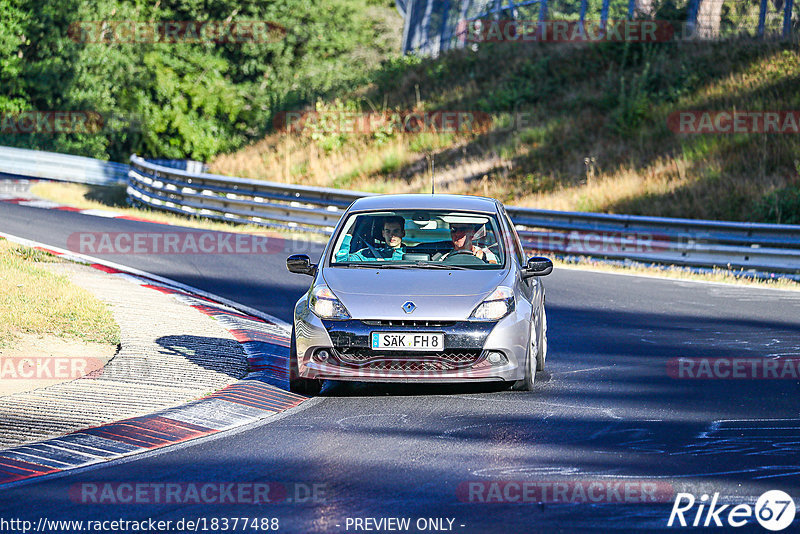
[0,240,120,347]
[210,40,800,223]
[211,128,472,195]
[557,258,800,291]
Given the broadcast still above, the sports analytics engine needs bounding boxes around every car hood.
[322,268,507,320]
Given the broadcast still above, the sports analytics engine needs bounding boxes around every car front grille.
[359,360,458,372]
[360,320,457,327]
[330,348,484,370]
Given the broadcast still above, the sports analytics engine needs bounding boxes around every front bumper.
[293,300,528,383]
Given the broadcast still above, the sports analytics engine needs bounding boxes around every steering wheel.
[443,249,485,264]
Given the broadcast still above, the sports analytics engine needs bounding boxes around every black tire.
[536,306,548,372]
[289,326,322,396]
[512,318,537,391]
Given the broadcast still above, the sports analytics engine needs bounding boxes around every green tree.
[1,0,401,161]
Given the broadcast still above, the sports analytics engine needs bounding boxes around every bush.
[754,187,800,224]
[0,0,401,162]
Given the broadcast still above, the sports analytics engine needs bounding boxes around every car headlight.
[310,285,350,320]
[469,286,515,320]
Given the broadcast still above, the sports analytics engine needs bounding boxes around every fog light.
[487,351,505,364]
[316,349,330,362]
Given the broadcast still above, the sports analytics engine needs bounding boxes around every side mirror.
[287,254,316,276]
[523,256,553,278]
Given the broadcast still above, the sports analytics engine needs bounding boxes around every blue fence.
[401,0,798,55]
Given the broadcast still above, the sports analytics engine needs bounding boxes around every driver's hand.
[472,245,497,264]
[471,245,489,262]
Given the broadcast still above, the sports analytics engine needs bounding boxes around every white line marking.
[559,366,616,374]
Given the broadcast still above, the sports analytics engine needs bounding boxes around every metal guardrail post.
[758,0,768,37]
[454,0,473,47]
[783,0,795,38]
[400,0,415,53]
[600,0,610,30]
[686,0,700,38]
[421,0,437,55]
[438,0,453,52]
[492,0,503,20]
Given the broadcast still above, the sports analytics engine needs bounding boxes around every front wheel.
[289,326,322,396]
[512,317,537,391]
[536,306,547,372]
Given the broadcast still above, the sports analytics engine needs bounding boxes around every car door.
[499,204,543,310]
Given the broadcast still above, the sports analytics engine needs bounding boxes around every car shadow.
[317,374,550,397]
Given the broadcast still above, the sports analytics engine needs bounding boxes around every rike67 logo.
[668,490,796,531]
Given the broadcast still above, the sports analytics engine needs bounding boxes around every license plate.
[371,332,444,351]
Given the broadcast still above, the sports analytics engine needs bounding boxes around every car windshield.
[329,209,505,269]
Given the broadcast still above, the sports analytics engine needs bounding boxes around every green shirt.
[346,244,406,262]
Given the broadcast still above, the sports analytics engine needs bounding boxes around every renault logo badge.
[402,301,416,314]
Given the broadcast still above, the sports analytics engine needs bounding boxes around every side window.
[502,209,526,266]
[331,216,358,263]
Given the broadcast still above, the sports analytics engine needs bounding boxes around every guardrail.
[128,155,371,234]
[0,146,128,185]
[507,208,800,275]
[129,155,800,276]
[1,146,797,276]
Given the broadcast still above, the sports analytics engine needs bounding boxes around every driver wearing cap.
[444,223,498,264]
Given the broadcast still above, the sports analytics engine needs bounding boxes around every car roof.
[347,194,499,214]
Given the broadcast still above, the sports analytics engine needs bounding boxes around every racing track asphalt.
[1,200,799,533]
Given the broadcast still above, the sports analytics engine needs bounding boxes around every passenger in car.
[347,216,407,261]
[334,234,353,262]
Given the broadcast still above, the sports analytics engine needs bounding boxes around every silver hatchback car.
[286,194,552,394]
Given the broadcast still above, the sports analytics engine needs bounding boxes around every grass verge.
[555,257,800,291]
[0,240,121,348]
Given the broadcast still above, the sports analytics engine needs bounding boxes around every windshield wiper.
[338,262,469,270]
[339,263,382,268]
[393,262,469,270]
[339,263,409,269]
[413,261,467,270]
